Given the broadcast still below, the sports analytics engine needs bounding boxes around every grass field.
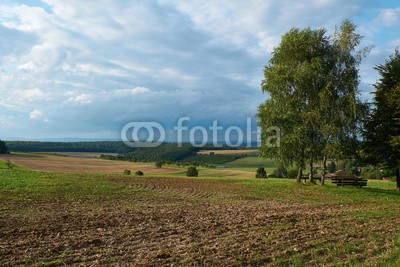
[224,156,277,172]
[1,159,400,266]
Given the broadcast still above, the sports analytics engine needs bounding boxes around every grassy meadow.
[1,156,400,266]
[224,156,277,173]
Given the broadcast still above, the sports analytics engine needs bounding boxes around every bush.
[124,169,131,175]
[155,161,163,168]
[5,160,13,170]
[270,165,287,178]
[135,170,144,176]
[286,167,298,178]
[187,166,198,177]
[327,161,337,173]
[255,167,267,178]
[0,140,9,154]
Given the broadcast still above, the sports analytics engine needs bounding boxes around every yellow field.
[0,153,184,175]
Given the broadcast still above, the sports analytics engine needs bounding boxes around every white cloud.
[378,7,400,27]
[113,86,151,96]
[67,93,92,104]
[13,88,46,101]
[29,109,43,119]
[162,0,366,54]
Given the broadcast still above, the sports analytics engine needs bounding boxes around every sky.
[0,0,399,141]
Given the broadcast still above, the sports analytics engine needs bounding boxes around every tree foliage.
[135,170,144,176]
[155,161,163,168]
[258,20,367,184]
[255,167,267,178]
[0,140,9,154]
[186,166,199,177]
[362,49,400,188]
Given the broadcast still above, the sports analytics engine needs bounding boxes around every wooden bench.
[331,176,367,187]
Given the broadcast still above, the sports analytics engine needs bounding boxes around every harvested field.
[1,168,400,266]
[0,153,184,175]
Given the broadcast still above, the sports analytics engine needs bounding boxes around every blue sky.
[0,0,399,141]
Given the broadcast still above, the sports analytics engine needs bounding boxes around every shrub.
[255,167,267,178]
[124,169,131,175]
[155,161,163,168]
[135,170,144,176]
[5,160,13,170]
[286,167,298,178]
[270,165,287,178]
[187,166,198,177]
[327,161,337,173]
[0,140,9,154]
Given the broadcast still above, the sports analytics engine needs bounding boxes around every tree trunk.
[296,167,303,183]
[321,156,327,186]
[396,169,400,190]
[308,159,314,183]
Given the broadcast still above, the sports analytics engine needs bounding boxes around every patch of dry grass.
[0,153,184,175]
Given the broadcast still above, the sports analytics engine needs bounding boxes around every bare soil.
[1,176,399,266]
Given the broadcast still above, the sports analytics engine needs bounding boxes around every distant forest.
[6,141,129,153]
[5,141,250,166]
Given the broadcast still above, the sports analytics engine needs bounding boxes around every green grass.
[0,158,28,171]
[240,178,400,204]
[0,169,146,203]
[1,166,400,266]
[1,166,398,205]
[224,156,277,172]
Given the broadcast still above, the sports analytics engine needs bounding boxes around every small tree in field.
[155,161,163,168]
[255,167,267,178]
[0,140,8,154]
[187,166,198,177]
[124,169,131,175]
[135,170,144,176]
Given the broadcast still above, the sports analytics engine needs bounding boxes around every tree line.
[5,141,130,153]
[258,19,400,188]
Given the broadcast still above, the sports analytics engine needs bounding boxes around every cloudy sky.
[0,0,399,141]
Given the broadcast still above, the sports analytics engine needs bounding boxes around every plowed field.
[1,169,400,266]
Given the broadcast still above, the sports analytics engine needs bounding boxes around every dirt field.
[1,171,399,266]
[0,153,184,175]
[0,153,257,178]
